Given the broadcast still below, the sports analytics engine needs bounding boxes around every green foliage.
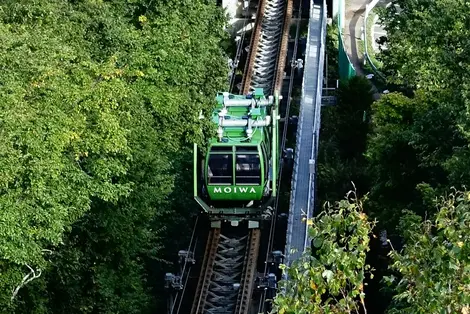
[375,0,470,192]
[326,22,339,86]
[365,88,468,229]
[317,1,470,312]
[0,0,132,307]
[317,76,374,205]
[273,194,375,314]
[273,188,470,314]
[379,0,470,92]
[365,92,421,227]
[386,191,470,313]
[0,0,227,312]
[335,77,374,158]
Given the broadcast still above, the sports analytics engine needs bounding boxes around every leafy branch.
[272,191,376,313]
[385,191,470,313]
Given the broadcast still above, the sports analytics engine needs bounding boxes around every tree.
[335,76,374,159]
[313,2,470,312]
[379,0,470,93]
[365,92,425,228]
[317,76,373,205]
[273,193,375,314]
[325,22,339,86]
[0,0,132,306]
[364,86,469,229]
[386,191,470,313]
[377,1,470,180]
[0,0,228,311]
[361,0,470,234]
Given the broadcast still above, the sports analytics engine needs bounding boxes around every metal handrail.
[337,0,356,77]
[363,0,386,81]
[304,0,327,252]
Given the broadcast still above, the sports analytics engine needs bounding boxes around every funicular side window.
[208,154,233,185]
[235,154,261,185]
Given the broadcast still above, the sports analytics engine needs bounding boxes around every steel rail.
[234,229,261,314]
[204,233,246,313]
[229,1,252,93]
[190,228,221,314]
[262,0,295,278]
[190,229,248,314]
[170,216,199,313]
[190,0,294,313]
[258,0,303,312]
[248,0,286,95]
[240,0,267,94]
[266,0,300,269]
[174,241,195,314]
[273,0,293,92]
[241,0,288,95]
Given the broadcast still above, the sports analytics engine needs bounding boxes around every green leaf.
[312,237,323,248]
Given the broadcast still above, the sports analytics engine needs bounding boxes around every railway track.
[234,229,260,314]
[257,0,301,312]
[190,229,259,314]
[241,0,291,95]
[190,229,221,314]
[189,0,294,313]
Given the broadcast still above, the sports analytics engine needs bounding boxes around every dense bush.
[0,0,227,312]
[276,0,470,312]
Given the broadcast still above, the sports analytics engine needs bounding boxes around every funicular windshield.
[208,154,232,185]
[235,153,261,185]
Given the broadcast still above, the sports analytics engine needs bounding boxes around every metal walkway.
[285,0,326,265]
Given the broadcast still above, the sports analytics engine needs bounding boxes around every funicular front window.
[235,154,261,185]
[208,154,233,185]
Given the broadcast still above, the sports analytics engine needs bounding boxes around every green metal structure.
[194,88,280,221]
[337,0,356,79]
[338,34,356,79]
